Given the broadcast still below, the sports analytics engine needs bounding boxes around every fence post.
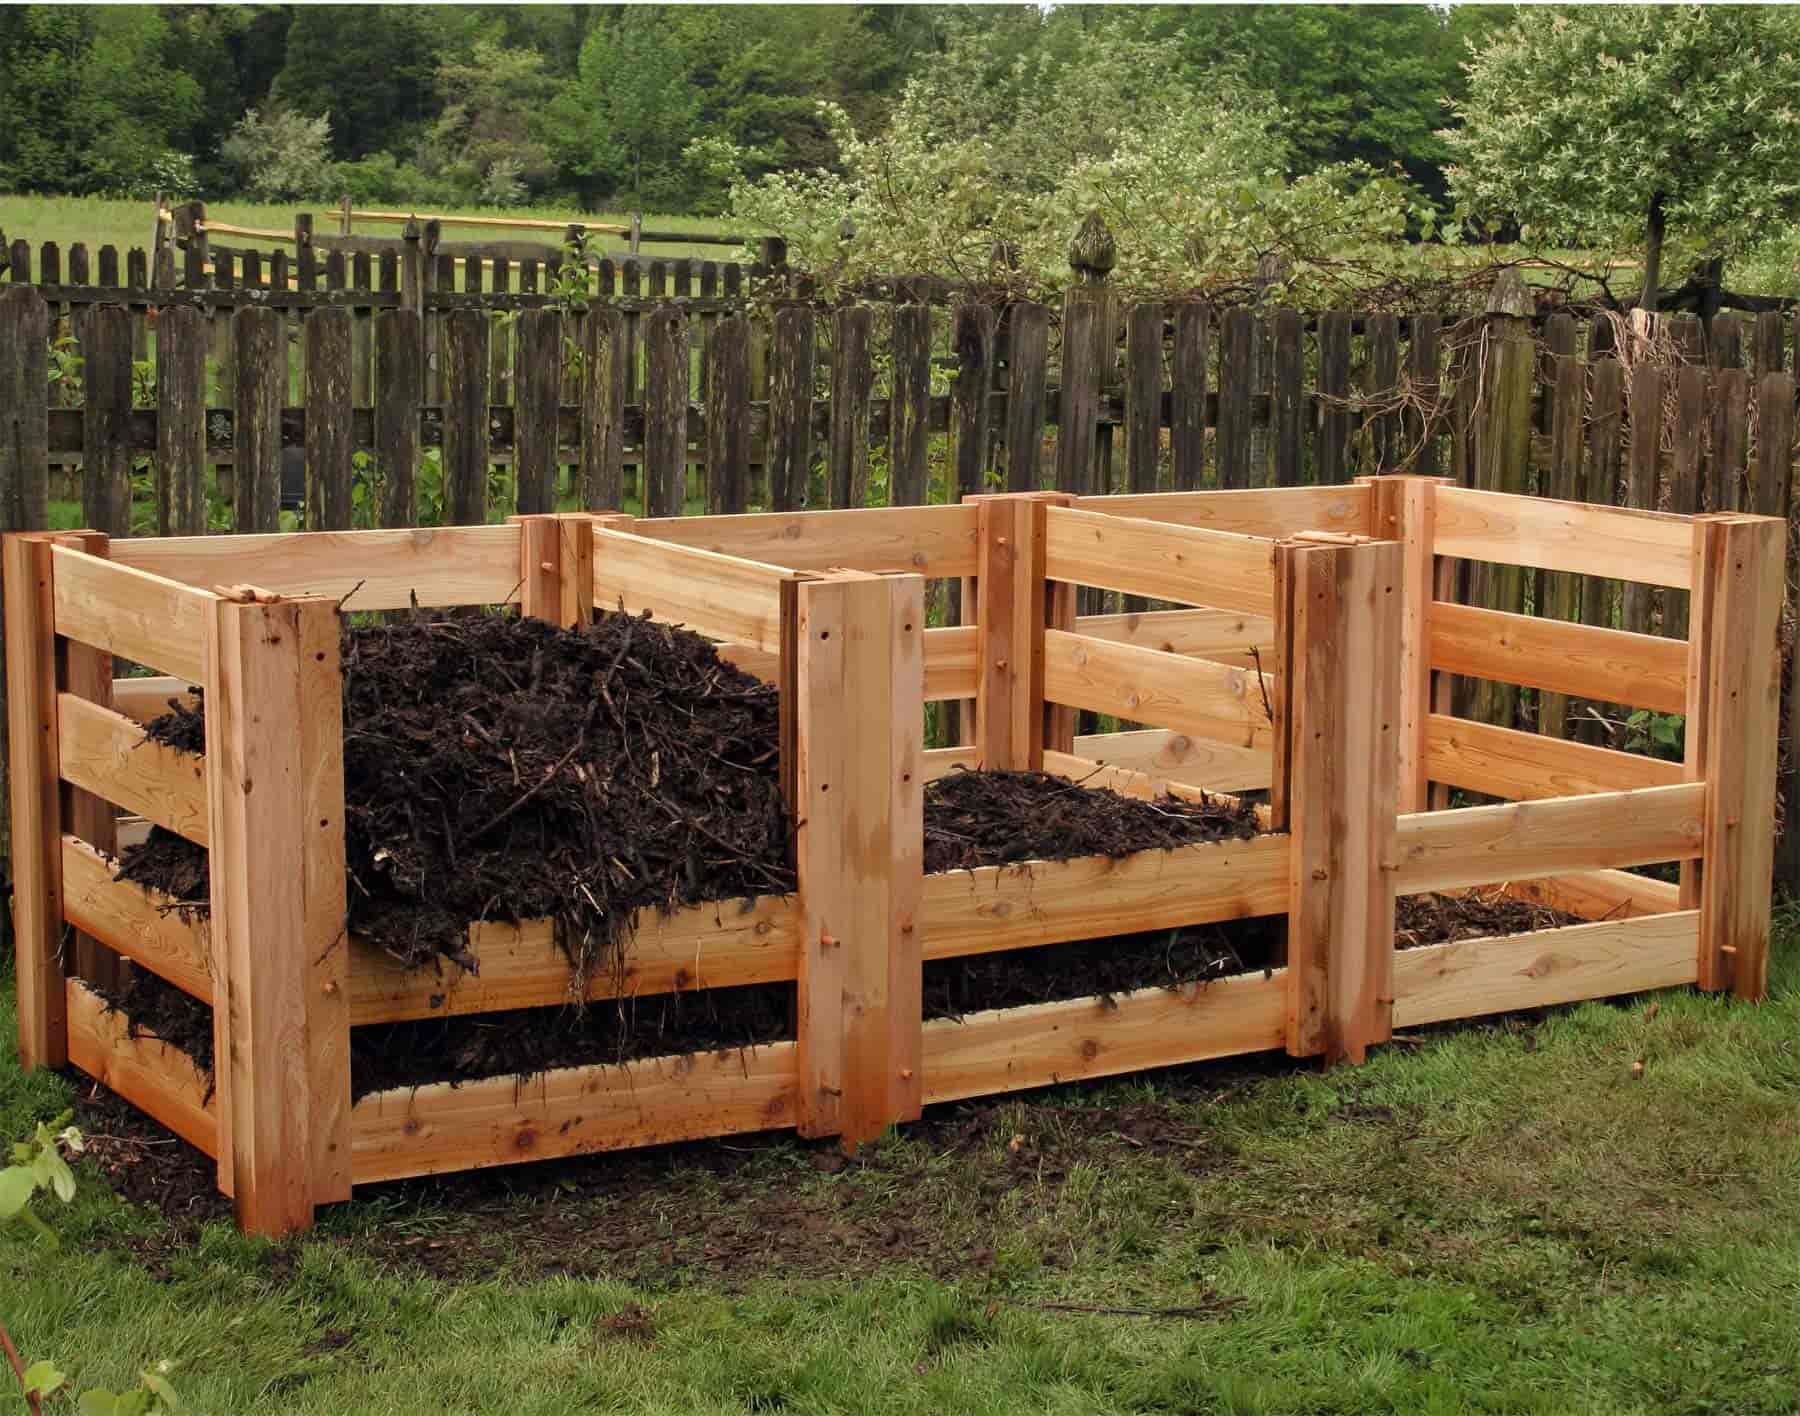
[967,492,1072,771]
[205,590,350,1234]
[1686,514,1785,998]
[1280,535,1402,1063]
[1057,214,1113,500]
[1361,475,1449,814]
[792,570,925,1148]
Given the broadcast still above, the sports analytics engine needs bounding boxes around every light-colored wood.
[113,523,524,611]
[557,513,596,628]
[5,534,68,1067]
[1073,606,1274,668]
[350,896,800,1024]
[1392,782,1705,895]
[922,746,978,780]
[1494,869,1681,922]
[1690,516,1785,997]
[1043,629,1275,750]
[920,831,1289,961]
[1428,600,1687,716]
[632,503,979,578]
[1070,728,1271,793]
[51,543,212,683]
[56,693,209,844]
[1393,911,1699,1027]
[872,575,925,1133]
[350,1042,799,1184]
[511,514,561,623]
[921,969,1287,1105]
[1044,504,1278,616]
[61,835,212,1002]
[1425,714,1683,801]
[1364,476,1447,812]
[1076,485,1372,540]
[66,978,217,1158]
[1433,484,1693,589]
[923,624,977,702]
[594,528,794,652]
[971,495,1041,770]
[1283,540,1402,1063]
[111,675,198,722]
[793,576,845,1137]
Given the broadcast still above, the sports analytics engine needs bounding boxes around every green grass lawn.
[0,193,743,273]
[5,919,1800,1414]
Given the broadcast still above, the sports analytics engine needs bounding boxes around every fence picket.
[1170,301,1209,490]
[1622,364,1663,637]
[582,305,626,512]
[304,308,354,530]
[1317,310,1352,485]
[1216,308,1253,489]
[1004,302,1049,492]
[1713,368,1749,511]
[706,315,750,514]
[768,306,816,512]
[444,308,490,526]
[513,307,561,515]
[81,305,132,537]
[155,304,206,535]
[376,308,421,527]
[1752,372,1794,520]
[644,304,690,517]
[1366,312,1400,473]
[1270,308,1303,486]
[832,305,874,508]
[891,303,931,508]
[233,305,283,532]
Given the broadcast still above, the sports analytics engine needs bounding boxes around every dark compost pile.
[1395,889,1581,948]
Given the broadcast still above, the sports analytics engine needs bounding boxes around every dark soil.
[923,768,1259,874]
[1395,889,1582,948]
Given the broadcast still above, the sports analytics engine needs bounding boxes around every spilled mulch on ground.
[1395,889,1583,948]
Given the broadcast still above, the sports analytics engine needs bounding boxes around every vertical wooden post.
[644,304,691,517]
[890,303,931,508]
[304,308,354,531]
[949,304,992,505]
[793,571,925,1146]
[1281,537,1402,1064]
[206,591,349,1234]
[509,513,594,630]
[706,316,750,514]
[1004,302,1050,493]
[1470,271,1535,728]
[375,308,421,528]
[1686,514,1785,998]
[768,306,816,512]
[156,304,207,535]
[1361,475,1446,814]
[5,534,67,1069]
[233,306,283,533]
[514,307,563,516]
[582,305,626,513]
[81,304,133,537]
[443,308,491,526]
[968,493,1067,772]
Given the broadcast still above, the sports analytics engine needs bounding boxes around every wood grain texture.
[631,504,979,579]
[1068,728,1271,794]
[66,978,217,1158]
[1071,607,1273,666]
[57,693,209,843]
[1425,714,1682,801]
[61,835,212,1001]
[1082,485,1372,539]
[1495,868,1681,922]
[1045,505,1277,615]
[593,529,793,652]
[1044,630,1274,750]
[51,543,212,683]
[1435,484,1692,589]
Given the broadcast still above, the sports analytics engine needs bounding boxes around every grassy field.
[4,914,1800,1414]
[0,193,745,271]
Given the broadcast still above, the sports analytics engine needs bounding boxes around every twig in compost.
[335,577,368,612]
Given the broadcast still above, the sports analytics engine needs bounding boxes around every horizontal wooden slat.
[57,693,208,844]
[351,1041,798,1183]
[633,504,979,578]
[923,746,978,780]
[921,968,1287,1105]
[1076,485,1372,539]
[1434,485,1693,589]
[1497,869,1681,921]
[112,524,522,611]
[61,836,213,1002]
[594,530,793,653]
[1393,911,1699,1027]
[1392,782,1704,895]
[66,978,217,1157]
[1043,629,1275,749]
[1074,607,1274,669]
[111,675,198,722]
[924,624,977,701]
[52,545,211,683]
[1426,714,1683,800]
[1044,505,1278,615]
[349,896,800,1025]
[1070,728,1272,793]
[1429,602,1687,715]
[921,830,1288,960]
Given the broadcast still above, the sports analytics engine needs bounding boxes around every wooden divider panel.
[1080,485,1371,540]
[1043,631,1275,751]
[1045,505,1278,616]
[66,979,217,1158]
[1067,728,1271,794]
[632,504,979,578]
[1072,607,1274,666]
[1425,715,1682,801]
[1429,601,1687,716]
[61,836,213,1002]
[52,544,212,683]
[1434,485,1693,589]
[594,529,793,652]
[58,694,210,843]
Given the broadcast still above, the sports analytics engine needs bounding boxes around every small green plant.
[1623,708,1684,761]
[2,1114,181,1415]
[47,334,84,408]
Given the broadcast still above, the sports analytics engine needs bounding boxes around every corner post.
[4,533,67,1069]
[968,491,1069,771]
[792,571,925,1146]
[1281,538,1403,1063]
[510,513,595,630]
[1686,514,1785,997]
[206,590,349,1235]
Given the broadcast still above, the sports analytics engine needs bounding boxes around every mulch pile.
[1395,889,1581,948]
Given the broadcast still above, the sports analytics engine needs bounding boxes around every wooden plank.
[1622,364,1663,636]
[1216,308,1253,488]
[951,304,994,502]
[793,578,846,1137]
[1428,600,1687,715]
[110,675,196,723]
[5,535,67,1067]
[303,307,354,530]
[1392,781,1705,895]
[891,303,931,507]
[1269,308,1303,486]
[1170,301,1209,491]
[1537,353,1587,739]
[1408,313,1442,478]
[1125,302,1163,503]
[57,694,209,844]
[1069,728,1270,793]
[1074,484,1371,539]
[155,304,207,535]
[593,529,792,652]
[1366,312,1401,472]
[1497,868,1681,922]
[1057,291,1103,495]
[1316,311,1352,484]
[513,307,562,514]
[114,524,521,612]
[768,307,816,511]
[0,288,51,533]
[1044,629,1274,750]
[922,745,978,780]
[632,503,979,578]
[375,308,422,526]
[705,315,751,514]
[51,544,212,683]
[1044,504,1277,616]
[351,1042,797,1184]
[1752,372,1793,520]
[1665,367,1706,644]
[443,308,490,526]
[1004,302,1050,491]
[973,496,1039,770]
[921,829,1288,960]
[1425,713,1683,800]
[66,978,217,1158]
[922,624,977,702]
[61,835,212,1001]
[233,306,283,532]
[1434,485,1693,589]
[1691,516,1784,998]
[581,305,626,511]
[1072,606,1273,666]
[1363,475,1443,812]
[80,305,133,536]
[1393,912,1699,1028]
[643,304,689,517]
[921,969,1286,1106]
[1580,358,1627,741]
[1282,540,1402,1063]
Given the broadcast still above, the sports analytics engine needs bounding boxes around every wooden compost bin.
[6,481,1777,1236]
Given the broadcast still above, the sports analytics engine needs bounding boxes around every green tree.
[421,39,557,202]
[1444,5,1800,310]
[271,5,443,161]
